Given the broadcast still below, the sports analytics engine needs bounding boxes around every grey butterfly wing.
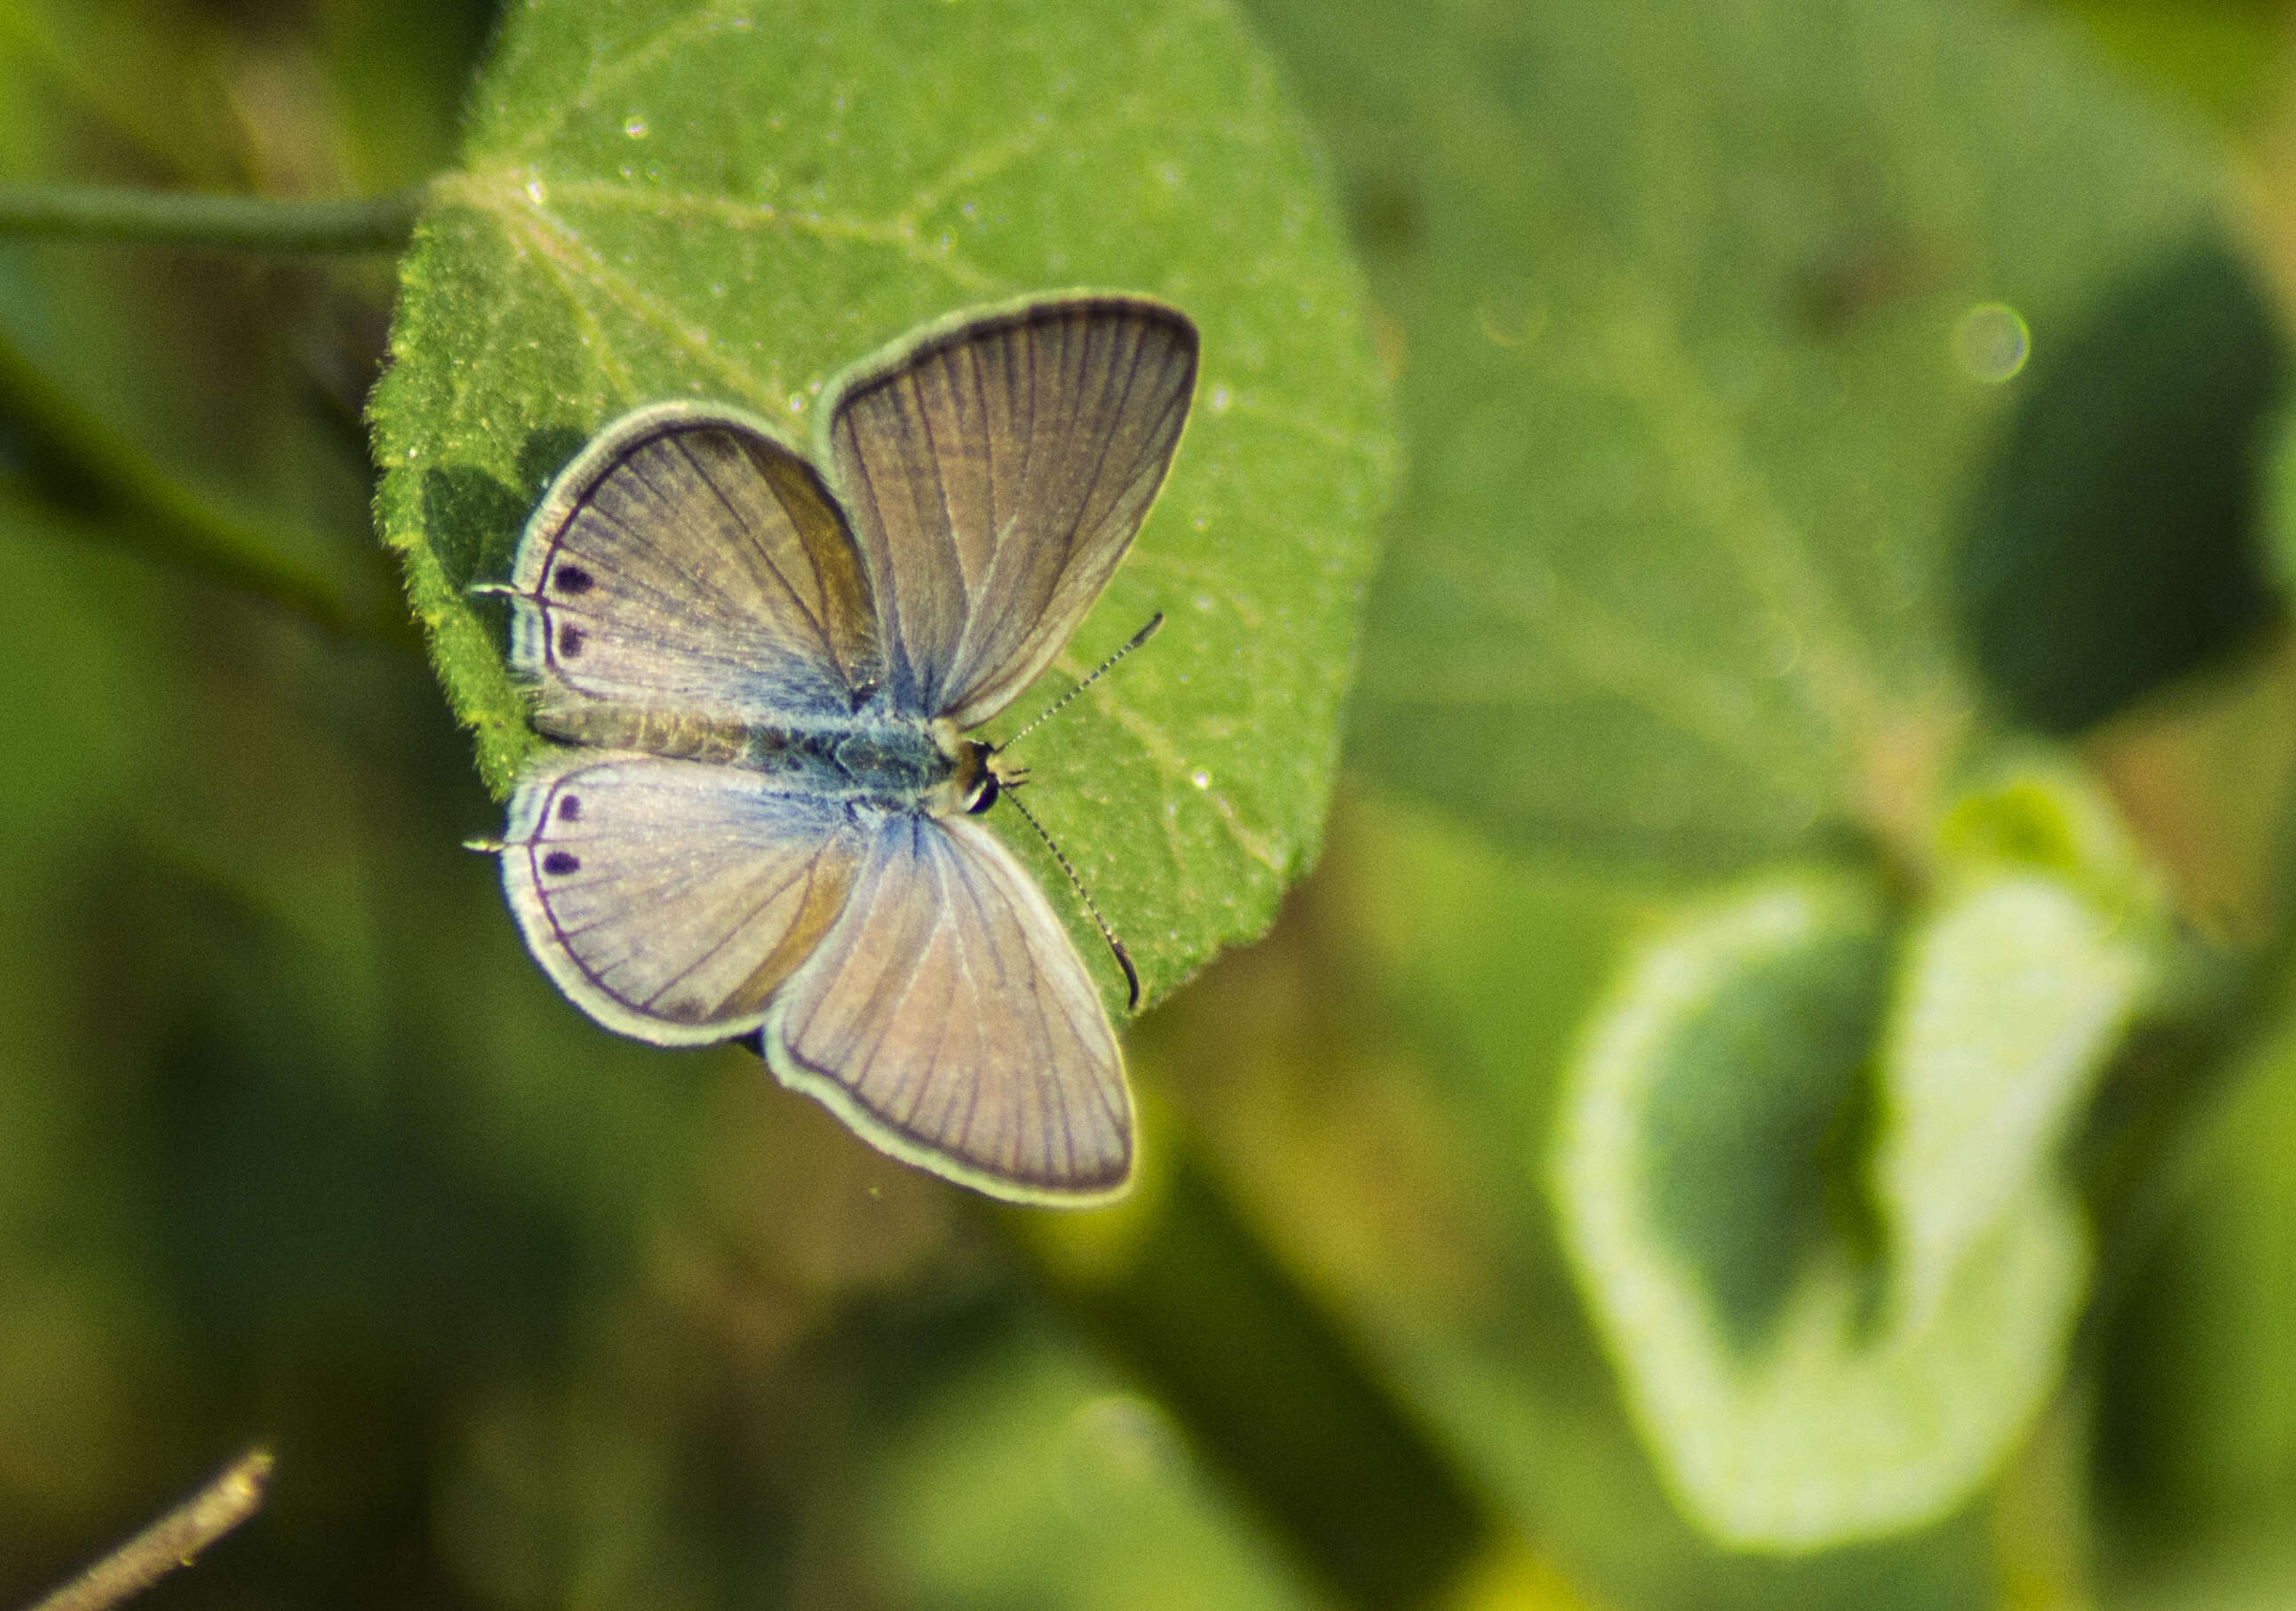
[761,811,1132,1202]
[503,403,879,723]
[501,754,865,1045]
[828,297,1197,728]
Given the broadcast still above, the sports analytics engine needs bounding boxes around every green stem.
[0,183,425,253]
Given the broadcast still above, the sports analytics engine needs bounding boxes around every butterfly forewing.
[503,755,866,1044]
[762,813,1131,1202]
[829,298,1197,728]
[509,406,880,724]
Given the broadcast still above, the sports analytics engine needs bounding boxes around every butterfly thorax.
[535,701,996,816]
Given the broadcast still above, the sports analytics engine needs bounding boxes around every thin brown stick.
[26,1448,274,1611]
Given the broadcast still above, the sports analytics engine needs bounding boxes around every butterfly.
[479,295,1198,1204]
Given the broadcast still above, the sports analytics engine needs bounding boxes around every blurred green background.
[6,1,2296,1607]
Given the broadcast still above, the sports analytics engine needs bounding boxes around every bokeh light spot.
[1952,301,2030,383]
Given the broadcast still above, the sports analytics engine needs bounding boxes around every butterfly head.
[932,725,1026,816]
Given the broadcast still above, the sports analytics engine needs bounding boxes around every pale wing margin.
[502,754,864,1046]
[827,298,1198,728]
[505,404,879,724]
[760,811,1133,1203]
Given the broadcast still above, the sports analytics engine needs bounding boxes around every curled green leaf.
[1553,869,2094,1551]
[1875,762,2162,1329]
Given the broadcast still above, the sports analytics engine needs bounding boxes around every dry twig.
[25,1448,274,1611]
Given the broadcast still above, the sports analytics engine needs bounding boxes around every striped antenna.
[996,613,1164,754]
[999,786,1143,1011]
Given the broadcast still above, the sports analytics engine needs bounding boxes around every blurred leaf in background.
[0,0,497,1595]
[1292,0,2218,877]
[1957,234,2288,765]
[1204,0,2296,1600]
[864,1326,1323,1611]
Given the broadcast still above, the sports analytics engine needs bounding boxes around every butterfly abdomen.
[534,700,964,807]
[534,702,754,762]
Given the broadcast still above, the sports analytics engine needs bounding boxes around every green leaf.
[864,1325,1323,1611]
[1878,766,2159,1326]
[1875,868,2146,1326]
[2046,0,2294,131]
[1552,869,2098,1551]
[1636,894,1892,1353]
[1243,0,2218,873]
[369,0,1394,1007]
[1956,237,2287,735]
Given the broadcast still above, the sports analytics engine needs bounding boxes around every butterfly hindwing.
[761,810,1131,1202]
[505,405,880,725]
[502,754,866,1044]
[828,298,1198,728]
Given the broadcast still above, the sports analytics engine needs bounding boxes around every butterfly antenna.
[999,787,1143,1012]
[996,613,1164,755]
